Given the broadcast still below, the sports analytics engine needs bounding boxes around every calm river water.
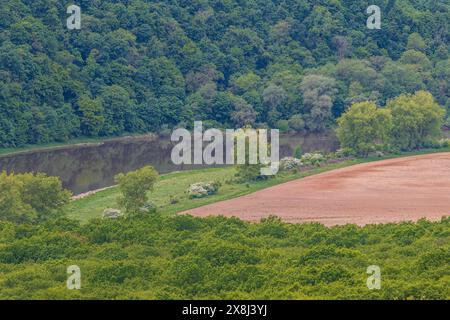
[0,132,339,195]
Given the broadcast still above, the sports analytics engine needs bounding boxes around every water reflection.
[0,132,339,194]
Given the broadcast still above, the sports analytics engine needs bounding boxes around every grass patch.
[66,159,366,222]
[67,167,235,222]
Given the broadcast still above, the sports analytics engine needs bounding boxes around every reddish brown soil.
[181,153,450,226]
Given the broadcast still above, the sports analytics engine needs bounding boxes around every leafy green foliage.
[77,95,104,136]
[0,215,448,299]
[337,101,392,156]
[115,166,159,214]
[0,171,71,222]
[0,1,449,147]
[293,145,302,159]
[337,91,446,155]
[387,91,445,150]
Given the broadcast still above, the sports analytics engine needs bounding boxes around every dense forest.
[0,0,449,147]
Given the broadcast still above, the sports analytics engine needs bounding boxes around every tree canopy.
[336,101,392,156]
[336,91,446,155]
[0,214,448,299]
[0,0,449,147]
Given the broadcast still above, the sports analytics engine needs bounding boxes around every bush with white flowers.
[438,138,450,148]
[186,181,221,198]
[280,157,302,171]
[300,153,326,167]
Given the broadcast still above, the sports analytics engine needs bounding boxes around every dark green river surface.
[0,132,339,195]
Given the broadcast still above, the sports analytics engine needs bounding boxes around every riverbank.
[0,131,339,195]
[2,128,448,158]
[0,133,158,157]
[68,147,450,223]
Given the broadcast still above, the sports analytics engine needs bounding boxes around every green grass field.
[67,161,360,222]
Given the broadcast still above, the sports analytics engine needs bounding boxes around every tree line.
[337,91,448,156]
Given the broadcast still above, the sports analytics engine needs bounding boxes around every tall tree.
[299,75,337,131]
[336,101,392,156]
[387,91,445,150]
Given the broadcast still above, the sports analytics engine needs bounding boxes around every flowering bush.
[300,153,326,167]
[280,157,302,171]
[438,138,450,148]
[186,181,221,198]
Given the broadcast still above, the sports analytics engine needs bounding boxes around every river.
[0,132,339,195]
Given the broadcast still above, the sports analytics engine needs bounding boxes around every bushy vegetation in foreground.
[0,214,448,299]
[1,150,449,299]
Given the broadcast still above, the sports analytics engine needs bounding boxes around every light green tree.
[0,171,31,222]
[336,101,392,157]
[77,95,104,136]
[406,33,427,52]
[0,171,71,222]
[115,166,159,214]
[16,172,72,219]
[387,91,445,150]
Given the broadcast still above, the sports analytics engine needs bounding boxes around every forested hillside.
[0,0,449,147]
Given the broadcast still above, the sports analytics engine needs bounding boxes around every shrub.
[293,145,302,159]
[115,166,159,214]
[280,157,302,171]
[335,148,353,158]
[235,163,269,182]
[422,138,442,149]
[336,101,392,157]
[438,138,450,148]
[0,171,71,223]
[186,181,221,198]
[301,153,326,167]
